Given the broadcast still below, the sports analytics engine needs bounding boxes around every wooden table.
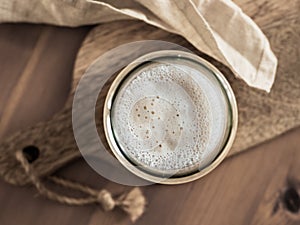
[0,21,299,225]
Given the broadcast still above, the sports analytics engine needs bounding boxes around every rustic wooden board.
[0,0,299,186]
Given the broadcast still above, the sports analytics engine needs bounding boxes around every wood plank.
[0,24,42,120]
[1,0,299,187]
[0,0,299,224]
[0,127,299,225]
[0,24,90,138]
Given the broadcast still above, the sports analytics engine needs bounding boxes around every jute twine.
[15,150,146,222]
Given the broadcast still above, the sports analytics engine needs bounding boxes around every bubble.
[111,60,228,174]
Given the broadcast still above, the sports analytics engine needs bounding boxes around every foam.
[111,58,228,175]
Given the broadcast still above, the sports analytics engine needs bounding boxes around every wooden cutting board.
[0,0,299,186]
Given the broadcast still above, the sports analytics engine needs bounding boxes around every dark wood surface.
[1,0,300,187]
[0,20,300,225]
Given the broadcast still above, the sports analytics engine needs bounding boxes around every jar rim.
[103,50,238,184]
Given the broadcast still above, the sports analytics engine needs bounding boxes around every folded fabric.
[0,0,277,91]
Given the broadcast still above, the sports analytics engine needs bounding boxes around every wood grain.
[0,126,299,225]
[0,0,299,186]
[0,24,90,137]
[0,24,91,184]
[0,0,299,224]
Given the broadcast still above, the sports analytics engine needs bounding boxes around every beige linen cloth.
[0,0,277,92]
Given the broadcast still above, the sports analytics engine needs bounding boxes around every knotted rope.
[15,150,146,222]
